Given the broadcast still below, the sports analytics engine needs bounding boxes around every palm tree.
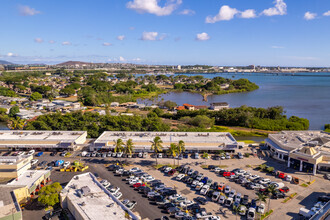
[10,117,25,130]
[168,143,178,165]
[124,139,135,157]
[114,138,124,153]
[256,192,268,219]
[151,136,163,166]
[266,184,277,213]
[177,140,185,165]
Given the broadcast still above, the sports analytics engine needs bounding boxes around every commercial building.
[210,102,230,111]
[0,186,23,220]
[0,155,32,178]
[93,131,242,152]
[265,131,330,175]
[0,130,87,151]
[7,170,51,202]
[60,172,140,220]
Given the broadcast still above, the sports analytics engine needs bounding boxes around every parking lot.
[2,148,329,220]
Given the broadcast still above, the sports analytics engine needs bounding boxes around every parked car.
[224,185,231,194]
[242,195,249,205]
[200,185,210,195]
[257,203,265,214]
[212,191,221,202]
[237,152,243,159]
[31,159,38,166]
[218,196,226,204]
[247,207,256,220]
[27,150,35,156]
[36,152,43,157]
[194,196,208,205]
[224,197,233,207]
[125,201,137,210]
[239,205,247,215]
[176,174,185,181]
[63,161,70,168]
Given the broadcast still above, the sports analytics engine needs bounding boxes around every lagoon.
[138,73,330,130]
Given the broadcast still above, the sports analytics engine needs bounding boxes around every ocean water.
[138,72,330,130]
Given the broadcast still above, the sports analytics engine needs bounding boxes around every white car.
[224,185,231,194]
[129,167,140,172]
[249,175,260,181]
[191,180,198,188]
[176,174,185,181]
[235,169,246,175]
[129,179,141,185]
[235,193,242,203]
[144,176,155,182]
[200,185,210,195]
[225,153,231,159]
[158,153,162,158]
[100,180,111,188]
[63,161,70,167]
[180,200,194,208]
[259,178,271,185]
[28,150,35,156]
[91,152,97,157]
[206,216,221,220]
[169,194,182,201]
[110,187,120,194]
[81,151,88,157]
[113,191,122,199]
[214,167,221,173]
[218,196,226,204]
[247,207,256,220]
[225,197,233,207]
[31,159,38,166]
[164,167,172,173]
[175,212,190,219]
[107,152,112,157]
[195,182,204,191]
[18,151,25,156]
[257,204,265,214]
[117,152,123,158]
[228,189,236,198]
[112,152,117,157]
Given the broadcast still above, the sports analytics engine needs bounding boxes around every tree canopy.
[38,182,62,207]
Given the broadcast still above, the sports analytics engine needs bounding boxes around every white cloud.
[102,42,112,46]
[240,9,257,19]
[119,56,126,62]
[126,0,182,16]
[133,58,142,62]
[323,11,330,16]
[141,31,158,41]
[117,35,126,41]
[196,32,210,41]
[62,41,71,46]
[34,38,43,43]
[7,53,14,57]
[304,12,317,20]
[18,5,40,16]
[205,5,239,23]
[261,0,287,16]
[158,34,167,41]
[49,40,55,44]
[179,9,195,15]
[271,45,285,49]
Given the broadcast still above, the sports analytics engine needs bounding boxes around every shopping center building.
[0,155,32,178]
[265,131,330,175]
[92,131,242,152]
[0,130,87,151]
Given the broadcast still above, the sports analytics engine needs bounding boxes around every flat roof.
[0,155,32,165]
[7,170,50,189]
[61,172,140,220]
[95,131,238,148]
[0,130,87,145]
[0,185,21,219]
[268,131,330,153]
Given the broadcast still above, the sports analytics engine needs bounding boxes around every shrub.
[244,153,250,158]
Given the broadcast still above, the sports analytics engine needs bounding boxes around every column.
[299,160,303,172]
[287,157,290,167]
[313,164,317,175]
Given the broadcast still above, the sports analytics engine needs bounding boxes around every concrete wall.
[75,132,87,145]
[0,211,22,220]
[13,187,29,204]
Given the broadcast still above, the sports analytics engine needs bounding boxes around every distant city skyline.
[0,0,330,66]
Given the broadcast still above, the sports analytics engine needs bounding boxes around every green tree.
[177,140,185,165]
[38,182,62,207]
[9,106,19,117]
[10,117,25,130]
[167,143,178,165]
[30,92,43,101]
[266,184,277,213]
[0,108,7,115]
[124,139,135,157]
[232,204,240,220]
[114,139,124,153]
[151,136,163,166]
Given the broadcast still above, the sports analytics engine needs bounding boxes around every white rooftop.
[95,131,237,146]
[7,170,50,189]
[0,130,86,142]
[61,172,139,220]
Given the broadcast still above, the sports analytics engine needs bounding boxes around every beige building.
[0,155,32,178]
[265,131,330,175]
[0,186,23,220]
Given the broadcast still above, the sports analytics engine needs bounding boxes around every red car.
[223,172,235,177]
[279,187,290,193]
[168,169,176,176]
[278,172,286,179]
[133,183,145,189]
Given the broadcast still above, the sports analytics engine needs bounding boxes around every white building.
[265,131,330,175]
[210,102,229,111]
[93,131,241,152]
[60,172,140,220]
[0,130,87,151]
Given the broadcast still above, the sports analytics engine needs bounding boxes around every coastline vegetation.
[325,124,330,132]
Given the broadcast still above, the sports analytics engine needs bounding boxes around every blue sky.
[0,0,330,66]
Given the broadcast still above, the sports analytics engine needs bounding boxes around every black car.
[47,161,55,167]
[107,164,118,171]
[187,178,194,185]
[50,151,57,156]
[211,182,218,190]
[208,165,216,170]
[191,171,199,179]
[38,160,47,168]
[182,176,190,183]
[121,171,131,177]
[242,195,249,205]
[272,191,285,199]
[318,195,330,202]
[187,203,201,212]
[194,196,208,205]
[167,206,180,214]
[207,189,215,198]
[163,202,176,210]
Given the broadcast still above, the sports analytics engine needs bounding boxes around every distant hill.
[0,60,13,65]
[56,61,91,66]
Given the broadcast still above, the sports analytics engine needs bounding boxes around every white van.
[81,151,88,157]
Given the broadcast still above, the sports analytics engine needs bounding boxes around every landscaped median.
[261,209,273,220]
[282,193,297,203]
[300,180,315,187]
